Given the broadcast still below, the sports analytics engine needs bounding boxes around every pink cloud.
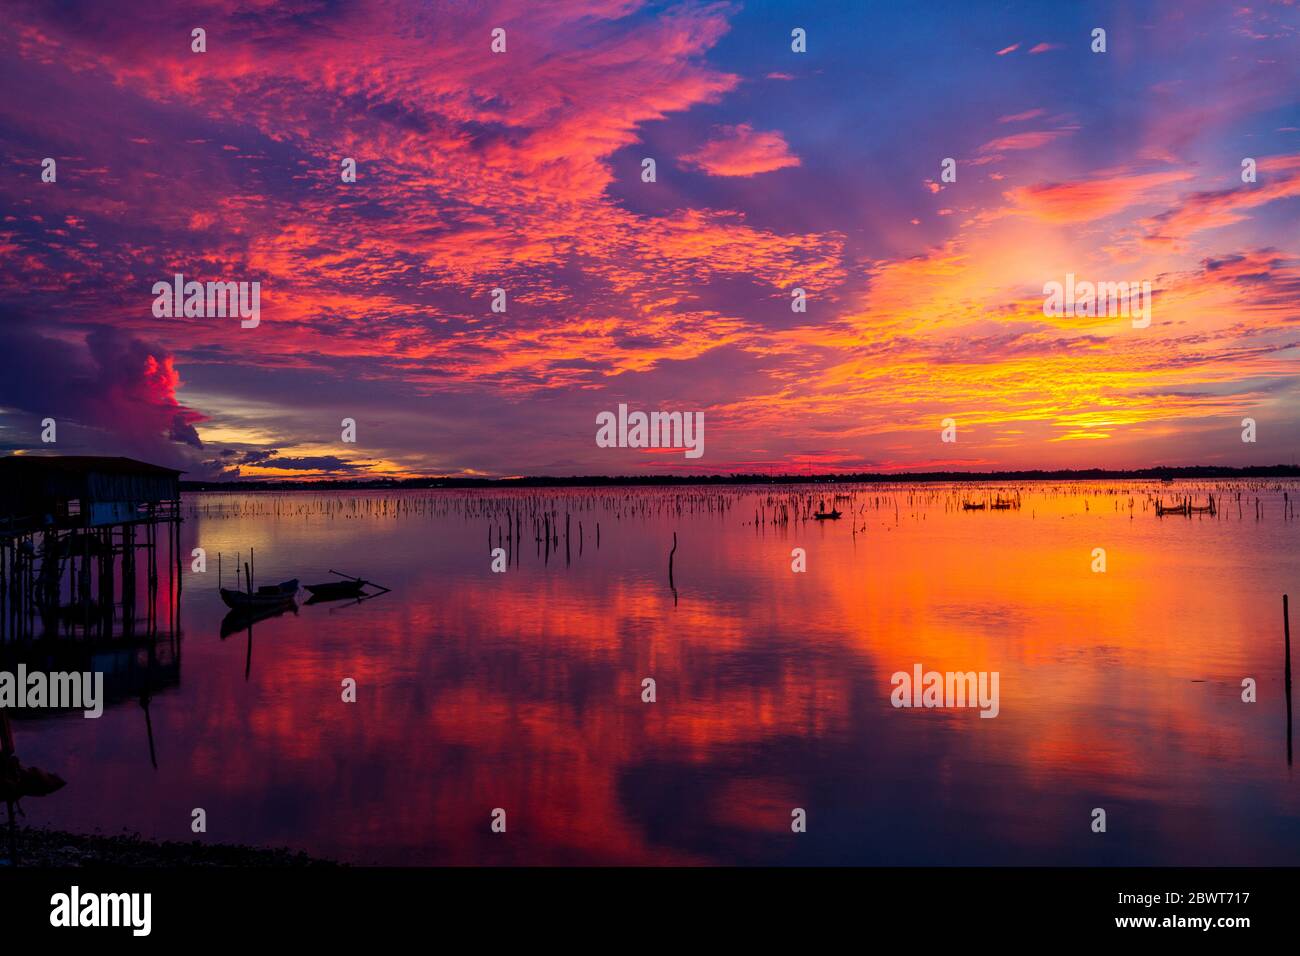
[998,108,1047,124]
[995,43,1020,56]
[977,129,1075,154]
[1005,168,1195,223]
[680,124,801,177]
[1141,154,1300,245]
[1028,42,1062,54]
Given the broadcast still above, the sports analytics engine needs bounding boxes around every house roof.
[0,455,184,477]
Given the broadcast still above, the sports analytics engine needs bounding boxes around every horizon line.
[178,464,1300,490]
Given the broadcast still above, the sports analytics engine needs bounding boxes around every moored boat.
[219,579,299,610]
[304,579,367,600]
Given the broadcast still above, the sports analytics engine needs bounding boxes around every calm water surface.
[14,481,1300,864]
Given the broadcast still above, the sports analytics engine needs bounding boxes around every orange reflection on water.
[18,482,1300,864]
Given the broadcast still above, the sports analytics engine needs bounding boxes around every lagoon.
[12,480,1300,865]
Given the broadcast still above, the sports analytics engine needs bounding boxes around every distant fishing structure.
[1155,495,1216,517]
[962,493,1020,511]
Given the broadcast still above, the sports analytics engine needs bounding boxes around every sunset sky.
[1,0,1297,479]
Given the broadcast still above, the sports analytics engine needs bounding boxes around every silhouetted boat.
[303,569,389,603]
[304,579,367,600]
[961,501,986,511]
[813,509,842,520]
[219,579,298,610]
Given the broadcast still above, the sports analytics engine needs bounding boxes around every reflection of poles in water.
[140,641,159,770]
[668,531,678,607]
[245,560,254,681]
[1285,594,1293,767]
[141,691,158,771]
[2,708,15,864]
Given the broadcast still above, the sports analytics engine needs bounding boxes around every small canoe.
[812,509,842,520]
[220,579,298,610]
[304,579,367,600]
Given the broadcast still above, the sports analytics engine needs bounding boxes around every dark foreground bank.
[1,826,337,867]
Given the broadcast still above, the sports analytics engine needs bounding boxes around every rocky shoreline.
[2,826,339,867]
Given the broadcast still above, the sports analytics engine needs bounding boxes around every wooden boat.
[961,501,986,511]
[812,509,842,520]
[219,579,298,610]
[304,579,367,600]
